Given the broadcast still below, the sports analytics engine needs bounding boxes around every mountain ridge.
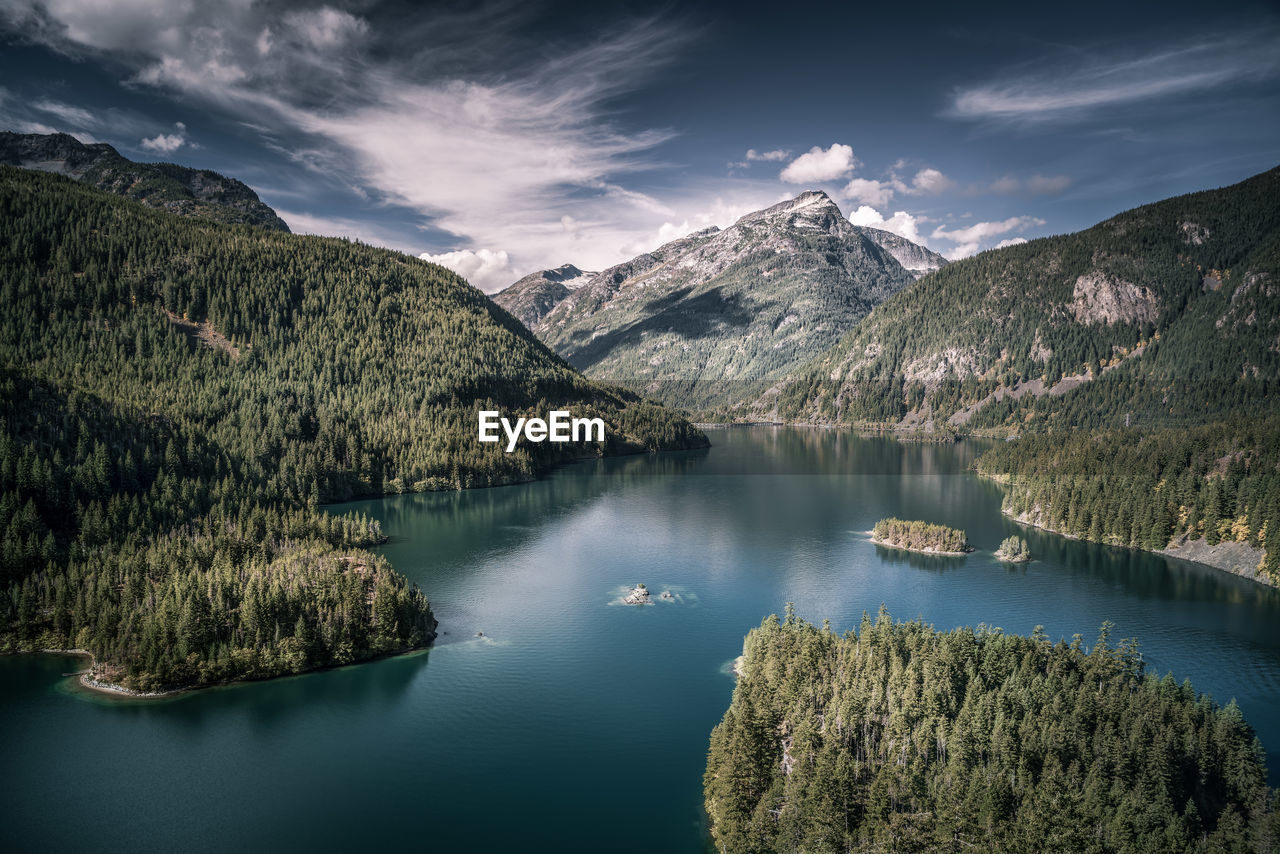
[494,190,947,411]
[0,131,291,232]
[741,166,1280,432]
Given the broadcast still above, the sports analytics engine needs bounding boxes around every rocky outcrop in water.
[622,584,652,605]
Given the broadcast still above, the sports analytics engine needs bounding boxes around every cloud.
[846,205,924,246]
[839,165,953,207]
[987,173,1072,195]
[995,237,1028,249]
[841,178,894,207]
[945,243,980,260]
[33,97,96,126]
[419,248,515,292]
[906,167,953,194]
[1025,174,1072,194]
[276,208,412,250]
[949,31,1280,122]
[1,2,701,284]
[280,7,368,51]
[745,148,789,162]
[140,121,187,154]
[619,194,780,258]
[931,215,1045,245]
[780,144,858,184]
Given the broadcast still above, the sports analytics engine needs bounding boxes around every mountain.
[494,263,596,327]
[0,131,290,232]
[863,226,948,277]
[494,190,946,411]
[746,167,1280,432]
[0,166,704,691]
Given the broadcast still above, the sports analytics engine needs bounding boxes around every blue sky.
[1,0,1277,291]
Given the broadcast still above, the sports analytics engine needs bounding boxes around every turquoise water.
[3,426,1279,852]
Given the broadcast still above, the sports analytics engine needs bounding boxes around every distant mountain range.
[0,131,290,232]
[494,190,948,410]
[743,166,1280,432]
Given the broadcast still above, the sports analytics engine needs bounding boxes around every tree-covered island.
[871,518,972,555]
[995,535,1031,562]
[705,608,1278,853]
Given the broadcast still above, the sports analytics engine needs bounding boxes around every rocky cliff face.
[493,263,595,328]
[494,191,940,411]
[0,132,290,232]
[860,227,948,277]
[742,166,1280,432]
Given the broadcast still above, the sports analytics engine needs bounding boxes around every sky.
[1,0,1278,292]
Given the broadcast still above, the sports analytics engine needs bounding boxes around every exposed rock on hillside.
[495,191,946,411]
[0,131,290,231]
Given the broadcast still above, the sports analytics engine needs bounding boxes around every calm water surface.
[3,427,1279,852]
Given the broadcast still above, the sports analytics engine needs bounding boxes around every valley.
[1,34,1277,846]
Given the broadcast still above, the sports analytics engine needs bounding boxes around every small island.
[871,517,972,556]
[996,535,1031,562]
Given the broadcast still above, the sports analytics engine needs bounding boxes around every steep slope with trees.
[977,419,1280,584]
[0,166,704,691]
[746,167,1280,432]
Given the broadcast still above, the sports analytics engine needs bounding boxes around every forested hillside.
[705,609,1278,853]
[745,166,1280,431]
[0,166,704,690]
[977,419,1280,583]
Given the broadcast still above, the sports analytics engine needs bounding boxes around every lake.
[3,426,1279,852]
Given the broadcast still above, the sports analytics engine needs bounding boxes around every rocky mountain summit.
[494,263,595,327]
[493,191,946,411]
[0,132,290,231]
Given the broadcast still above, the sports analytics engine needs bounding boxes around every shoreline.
[989,495,1275,588]
[30,639,437,701]
[868,535,972,557]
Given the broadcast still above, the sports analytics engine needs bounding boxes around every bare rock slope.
[493,191,946,411]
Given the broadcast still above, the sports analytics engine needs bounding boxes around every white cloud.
[780,144,858,184]
[745,148,789,162]
[1,2,702,283]
[907,167,953,194]
[846,205,924,245]
[931,215,1045,245]
[946,243,980,260]
[840,178,894,207]
[277,208,411,250]
[140,121,187,154]
[33,97,96,126]
[995,237,1028,249]
[619,194,778,258]
[949,31,1280,122]
[418,248,515,292]
[281,7,367,51]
